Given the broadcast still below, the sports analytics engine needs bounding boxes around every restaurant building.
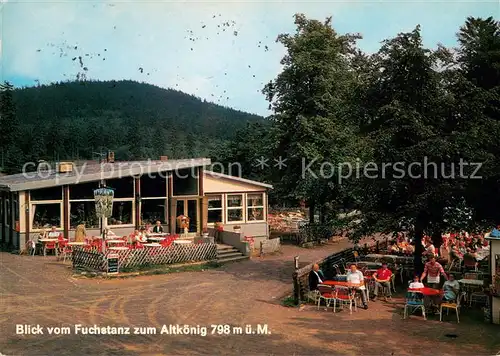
[486,231,500,324]
[0,158,272,250]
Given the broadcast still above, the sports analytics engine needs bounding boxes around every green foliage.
[0,82,23,174]
[262,14,364,211]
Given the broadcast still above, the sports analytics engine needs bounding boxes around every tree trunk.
[414,225,425,276]
[309,203,315,224]
[431,230,443,251]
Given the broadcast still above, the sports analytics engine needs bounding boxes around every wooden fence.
[259,238,281,256]
[72,243,218,272]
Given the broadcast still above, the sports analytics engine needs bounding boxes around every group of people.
[309,262,395,310]
[389,231,490,265]
[309,253,464,311]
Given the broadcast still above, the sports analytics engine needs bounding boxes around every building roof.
[204,171,273,189]
[0,158,211,192]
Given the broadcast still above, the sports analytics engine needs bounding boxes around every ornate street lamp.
[94,187,114,252]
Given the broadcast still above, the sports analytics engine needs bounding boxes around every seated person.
[144,223,152,234]
[132,229,147,243]
[47,226,62,238]
[442,274,460,302]
[152,220,164,233]
[105,228,117,239]
[346,264,368,309]
[408,275,425,289]
[372,263,393,301]
[308,264,325,291]
[423,241,436,256]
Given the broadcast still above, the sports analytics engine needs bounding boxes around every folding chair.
[440,292,465,323]
[333,286,356,314]
[403,291,426,320]
[317,284,335,311]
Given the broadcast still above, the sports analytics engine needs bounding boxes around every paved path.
[0,238,499,355]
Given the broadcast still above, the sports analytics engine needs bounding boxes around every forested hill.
[12,80,265,161]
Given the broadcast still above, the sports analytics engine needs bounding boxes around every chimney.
[107,151,115,163]
[160,156,169,161]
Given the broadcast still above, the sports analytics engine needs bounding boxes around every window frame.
[171,168,200,197]
[207,194,223,225]
[225,194,244,224]
[107,198,135,227]
[69,200,100,229]
[30,201,64,231]
[140,197,168,225]
[246,192,265,223]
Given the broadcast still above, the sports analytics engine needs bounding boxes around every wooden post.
[8,192,14,248]
[134,178,140,229]
[1,191,5,245]
[63,186,69,239]
[25,191,30,245]
[293,256,301,306]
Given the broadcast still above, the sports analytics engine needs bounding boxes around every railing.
[72,243,218,272]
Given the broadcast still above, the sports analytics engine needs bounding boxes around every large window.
[30,187,62,201]
[70,201,99,229]
[247,193,265,222]
[70,182,99,200]
[109,201,133,225]
[207,195,223,223]
[105,178,135,226]
[31,203,62,229]
[141,199,167,224]
[226,194,243,223]
[106,177,134,198]
[172,168,199,196]
[140,174,167,198]
[30,188,63,230]
[69,182,100,229]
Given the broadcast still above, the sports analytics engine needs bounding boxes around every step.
[217,245,237,251]
[217,252,244,259]
[217,255,250,263]
[217,247,240,253]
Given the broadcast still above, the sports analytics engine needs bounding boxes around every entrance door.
[175,199,198,234]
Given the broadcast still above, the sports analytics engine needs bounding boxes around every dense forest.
[0,80,265,166]
[1,14,499,261]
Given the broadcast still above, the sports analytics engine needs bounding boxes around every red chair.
[59,242,72,262]
[44,242,57,256]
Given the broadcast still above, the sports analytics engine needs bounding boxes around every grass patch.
[119,261,221,274]
[281,295,298,308]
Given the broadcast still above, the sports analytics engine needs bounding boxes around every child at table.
[442,274,460,301]
[409,275,425,289]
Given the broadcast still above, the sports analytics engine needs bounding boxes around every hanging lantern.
[94,187,114,218]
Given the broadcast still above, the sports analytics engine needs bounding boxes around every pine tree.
[0,82,22,173]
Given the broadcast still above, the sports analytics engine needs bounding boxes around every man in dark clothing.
[308,264,325,291]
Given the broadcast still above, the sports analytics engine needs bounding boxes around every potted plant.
[202,227,209,238]
[233,225,241,234]
[214,222,224,232]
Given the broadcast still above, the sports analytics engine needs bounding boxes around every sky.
[1,0,498,116]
